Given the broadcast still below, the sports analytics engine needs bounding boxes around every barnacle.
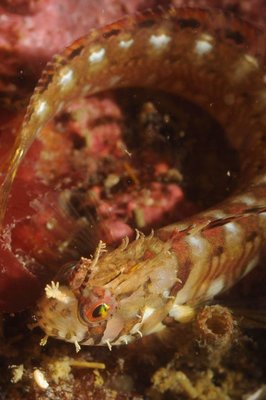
[194,305,235,366]
[194,305,234,347]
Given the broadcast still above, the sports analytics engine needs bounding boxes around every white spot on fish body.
[225,222,241,235]
[58,67,74,87]
[232,194,257,206]
[149,33,171,49]
[119,38,134,49]
[206,276,225,298]
[35,100,48,117]
[186,235,206,253]
[89,48,106,63]
[194,34,213,55]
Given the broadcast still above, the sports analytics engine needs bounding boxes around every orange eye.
[79,302,111,324]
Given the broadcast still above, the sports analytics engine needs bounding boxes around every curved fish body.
[0,7,266,349]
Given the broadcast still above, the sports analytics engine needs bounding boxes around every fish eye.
[79,301,111,324]
[92,303,110,319]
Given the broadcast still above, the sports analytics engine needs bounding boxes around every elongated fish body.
[1,7,266,350]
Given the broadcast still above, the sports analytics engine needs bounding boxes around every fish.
[0,6,266,351]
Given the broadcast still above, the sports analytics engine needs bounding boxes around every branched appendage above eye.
[70,241,108,292]
[51,240,108,296]
[45,281,71,304]
[90,240,107,272]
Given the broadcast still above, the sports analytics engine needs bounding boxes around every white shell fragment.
[33,369,49,390]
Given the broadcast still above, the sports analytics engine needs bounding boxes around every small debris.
[104,173,120,190]
[9,364,24,383]
[69,359,105,369]
[33,369,49,390]
[151,368,198,398]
